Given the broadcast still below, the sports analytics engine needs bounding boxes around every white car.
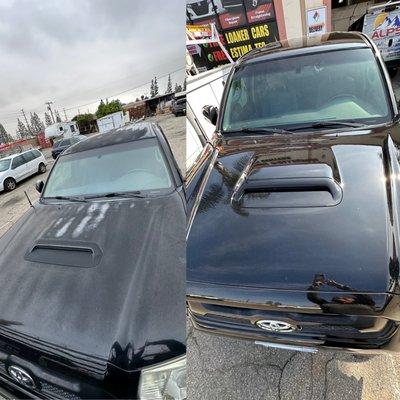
[0,149,47,192]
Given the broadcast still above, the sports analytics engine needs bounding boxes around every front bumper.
[187,283,400,354]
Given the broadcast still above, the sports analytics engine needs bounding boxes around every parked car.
[187,32,400,353]
[0,122,186,399]
[172,97,187,116]
[0,149,47,192]
[51,135,87,159]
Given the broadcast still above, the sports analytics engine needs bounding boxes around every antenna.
[24,191,34,208]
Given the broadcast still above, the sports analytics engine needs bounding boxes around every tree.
[174,83,183,93]
[183,79,187,91]
[30,112,45,135]
[166,74,172,94]
[0,123,12,144]
[72,113,96,133]
[154,77,159,96]
[54,110,62,123]
[16,119,29,138]
[95,99,122,119]
[44,112,53,126]
[150,79,155,98]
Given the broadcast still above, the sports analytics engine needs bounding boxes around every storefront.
[186,0,332,72]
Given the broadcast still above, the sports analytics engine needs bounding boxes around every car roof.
[0,149,39,161]
[238,32,371,66]
[62,121,158,156]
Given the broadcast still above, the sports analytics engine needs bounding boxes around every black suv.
[51,135,87,159]
[187,32,400,353]
[0,122,186,398]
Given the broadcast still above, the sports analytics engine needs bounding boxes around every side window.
[70,125,76,133]
[22,151,35,163]
[61,139,71,147]
[32,150,41,158]
[11,155,25,169]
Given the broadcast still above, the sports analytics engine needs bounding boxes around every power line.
[0,66,185,126]
[64,67,185,112]
[21,109,32,134]
[45,102,55,124]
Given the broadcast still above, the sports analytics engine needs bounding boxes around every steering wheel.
[327,94,357,103]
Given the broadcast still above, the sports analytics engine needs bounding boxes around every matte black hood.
[0,192,186,376]
[188,126,400,294]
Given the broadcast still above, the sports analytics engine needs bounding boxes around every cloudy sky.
[0,0,185,135]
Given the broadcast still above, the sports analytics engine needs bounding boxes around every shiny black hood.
[188,125,400,294]
[0,191,186,377]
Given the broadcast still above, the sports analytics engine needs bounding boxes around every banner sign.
[187,24,213,38]
[306,6,327,37]
[244,0,275,24]
[363,8,400,62]
[187,0,280,69]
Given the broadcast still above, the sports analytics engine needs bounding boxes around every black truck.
[187,32,400,353]
[0,122,186,399]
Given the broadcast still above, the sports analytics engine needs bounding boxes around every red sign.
[219,11,247,29]
[245,2,275,23]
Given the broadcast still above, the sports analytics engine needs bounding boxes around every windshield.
[43,138,174,198]
[0,159,11,172]
[222,48,392,132]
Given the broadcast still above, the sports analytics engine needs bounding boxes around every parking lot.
[0,113,185,238]
[187,74,400,400]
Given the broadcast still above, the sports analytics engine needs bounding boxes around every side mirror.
[36,180,44,193]
[202,105,218,126]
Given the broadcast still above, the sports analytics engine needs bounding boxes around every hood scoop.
[231,163,342,209]
[25,239,102,268]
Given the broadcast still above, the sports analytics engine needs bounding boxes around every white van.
[0,149,47,192]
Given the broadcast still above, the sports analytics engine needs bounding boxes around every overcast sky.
[0,0,185,135]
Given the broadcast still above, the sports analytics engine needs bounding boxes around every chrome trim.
[255,341,318,353]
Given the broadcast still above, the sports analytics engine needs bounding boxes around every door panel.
[11,155,28,181]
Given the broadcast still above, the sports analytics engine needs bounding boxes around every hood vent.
[25,240,102,268]
[232,163,343,208]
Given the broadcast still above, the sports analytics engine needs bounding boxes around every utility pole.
[63,108,68,121]
[45,102,55,124]
[21,109,32,135]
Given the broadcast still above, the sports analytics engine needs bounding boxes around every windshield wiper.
[45,196,88,203]
[83,191,147,200]
[292,121,367,131]
[224,127,293,135]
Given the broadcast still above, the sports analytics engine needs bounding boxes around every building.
[187,0,332,72]
[123,92,176,121]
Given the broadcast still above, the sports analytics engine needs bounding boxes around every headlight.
[139,355,186,400]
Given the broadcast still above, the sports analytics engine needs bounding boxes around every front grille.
[0,359,80,399]
[40,381,80,400]
[190,302,398,349]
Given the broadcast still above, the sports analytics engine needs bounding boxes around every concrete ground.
[187,74,400,400]
[0,113,185,239]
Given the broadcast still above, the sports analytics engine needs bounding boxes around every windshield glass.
[0,159,11,172]
[43,138,173,198]
[222,48,392,132]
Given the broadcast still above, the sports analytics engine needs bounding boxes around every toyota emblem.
[256,320,298,333]
[8,365,36,389]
